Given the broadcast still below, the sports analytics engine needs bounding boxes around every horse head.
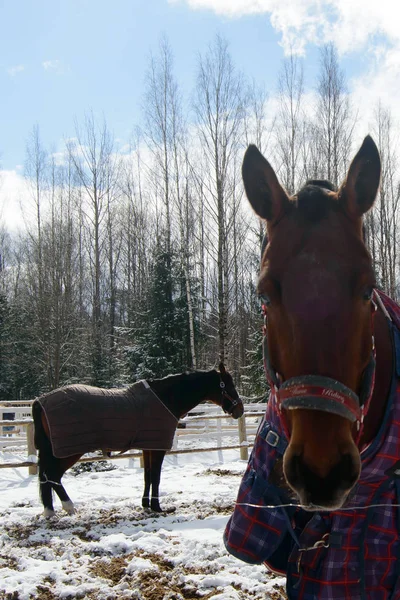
[217,362,244,419]
[243,136,381,510]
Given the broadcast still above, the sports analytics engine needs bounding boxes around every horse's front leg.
[149,450,166,512]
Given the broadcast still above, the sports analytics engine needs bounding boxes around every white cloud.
[169,0,400,54]
[42,59,66,74]
[42,59,60,70]
[171,0,400,136]
[7,64,24,77]
[0,170,31,231]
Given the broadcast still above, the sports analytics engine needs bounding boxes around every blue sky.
[1,1,282,170]
[1,0,400,226]
[0,0,364,170]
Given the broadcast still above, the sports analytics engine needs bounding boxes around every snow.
[0,450,286,599]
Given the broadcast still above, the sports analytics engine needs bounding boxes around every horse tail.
[32,401,45,450]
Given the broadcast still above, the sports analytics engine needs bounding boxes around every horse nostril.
[284,450,361,509]
[283,451,304,492]
[338,453,361,488]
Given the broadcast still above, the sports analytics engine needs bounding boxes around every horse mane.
[147,369,215,385]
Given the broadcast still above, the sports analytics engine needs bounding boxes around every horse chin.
[231,405,244,419]
[298,493,351,512]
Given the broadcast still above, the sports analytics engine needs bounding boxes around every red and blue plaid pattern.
[224,292,400,599]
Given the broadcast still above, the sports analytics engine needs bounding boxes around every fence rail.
[0,402,266,474]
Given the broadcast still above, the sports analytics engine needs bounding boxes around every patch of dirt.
[0,554,19,570]
[183,564,218,575]
[4,523,36,541]
[90,554,134,584]
[203,468,241,477]
[96,507,145,526]
[136,570,215,600]
[175,500,233,519]
[71,526,93,541]
[210,502,234,514]
[4,593,20,600]
[34,585,58,600]
[71,460,117,476]
[137,552,175,572]
[270,583,288,599]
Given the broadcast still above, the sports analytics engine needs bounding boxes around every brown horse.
[225,136,400,598]
[243,135,385,510]
[33,364,243,517]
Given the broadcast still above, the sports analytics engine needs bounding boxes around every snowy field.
[0,449,286,600]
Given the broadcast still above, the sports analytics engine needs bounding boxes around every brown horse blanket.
[34,381,178,458]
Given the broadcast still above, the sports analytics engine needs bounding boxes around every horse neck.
[148,370,219,419]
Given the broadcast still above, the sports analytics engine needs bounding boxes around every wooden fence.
[0,400,266,475]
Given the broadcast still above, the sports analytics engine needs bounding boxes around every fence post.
[217,418,223,463]
[26,422,37,475]
[238,415,248,461]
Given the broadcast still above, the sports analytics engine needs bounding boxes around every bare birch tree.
[67,112,119,384]
[275,52,304,194]
[365,102,400,299]
[193,34,245,364]
[314,43,353,187]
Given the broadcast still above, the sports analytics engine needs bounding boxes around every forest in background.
[0,35,398,401]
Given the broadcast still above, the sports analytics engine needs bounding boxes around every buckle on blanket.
[265,430,280,447]
[299,533,330,552]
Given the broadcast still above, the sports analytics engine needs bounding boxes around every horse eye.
[363,287,374,302]
[259,294,271,308]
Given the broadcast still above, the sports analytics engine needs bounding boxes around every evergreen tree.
[240,284,269,400]
[0,293,12,398]
[125,245,183,379]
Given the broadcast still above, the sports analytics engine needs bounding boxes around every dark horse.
[224,138,400,597]
[33,363,243,517]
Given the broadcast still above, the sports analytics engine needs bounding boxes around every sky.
[2,0,400,228]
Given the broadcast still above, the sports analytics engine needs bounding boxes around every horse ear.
[242,145,291,224]
[219,362,226,374]
[339,135,381,218]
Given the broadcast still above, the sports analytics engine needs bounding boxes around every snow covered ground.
[0,449,286,600]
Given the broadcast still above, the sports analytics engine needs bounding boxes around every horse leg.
[33,403,57,517]
[38,451,78,517]
[51,455,82,515]
[37,447,56,518]
[149,450,166,512]
[142,450,151,509]
[33,402,79,517]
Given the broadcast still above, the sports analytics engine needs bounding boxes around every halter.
[219,376,242,415]
[262,293,378,445]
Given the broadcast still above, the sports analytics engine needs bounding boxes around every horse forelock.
[260,180,339,259]
[293,181,338,224]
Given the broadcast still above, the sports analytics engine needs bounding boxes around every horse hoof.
[150,503,175,514]
[62,500,76,515]
[44,508,55,518]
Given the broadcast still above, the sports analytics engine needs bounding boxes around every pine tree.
[124,245,181,378]
[0,293,12,398]
[241,284,269,400]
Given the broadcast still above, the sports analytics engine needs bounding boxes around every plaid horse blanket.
[224,292,400,600]
[34,381,178,458]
